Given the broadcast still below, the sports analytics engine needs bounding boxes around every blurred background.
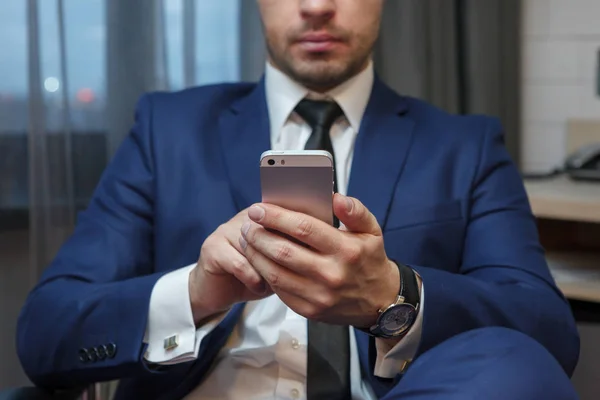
[1,0,600,398]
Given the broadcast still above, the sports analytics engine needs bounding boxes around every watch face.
[379,304,416,336]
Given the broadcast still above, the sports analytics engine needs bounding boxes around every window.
[0,0,241,214]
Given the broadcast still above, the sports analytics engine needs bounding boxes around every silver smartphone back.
[260,150,334,226]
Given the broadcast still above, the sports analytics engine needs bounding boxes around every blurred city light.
[44,77,60,93]
[76,88,95,103]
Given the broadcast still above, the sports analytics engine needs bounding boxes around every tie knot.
[294,99,344,132]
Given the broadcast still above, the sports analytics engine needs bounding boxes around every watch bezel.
[363,262,421,339]
[375,302,417,338]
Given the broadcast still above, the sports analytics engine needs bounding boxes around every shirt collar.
[265,60,374,141]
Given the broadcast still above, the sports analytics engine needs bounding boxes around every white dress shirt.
[143,61,425,400]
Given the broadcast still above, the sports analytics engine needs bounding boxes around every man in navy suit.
[17,0,579,399]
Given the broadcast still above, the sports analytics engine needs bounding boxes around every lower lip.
[297,40,340,52]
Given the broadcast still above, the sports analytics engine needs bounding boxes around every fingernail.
[346,197,354,213]
[241,221,251,238]
[239,235,247,250]
[248,205,265,221]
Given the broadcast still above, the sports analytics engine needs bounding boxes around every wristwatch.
[367,261,420,339]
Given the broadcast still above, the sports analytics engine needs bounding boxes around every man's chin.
[288,60,350,89]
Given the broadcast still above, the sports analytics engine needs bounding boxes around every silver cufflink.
[163,334,179,350]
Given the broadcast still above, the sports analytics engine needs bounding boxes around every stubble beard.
[266,36,373,92]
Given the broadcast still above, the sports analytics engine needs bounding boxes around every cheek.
[354,23,379,50]
[265,27,287,50]
[347,7,381,43]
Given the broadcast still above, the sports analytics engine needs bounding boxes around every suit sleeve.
[16,94,168,388]
[143,264,228,364]
[409,119,579,375]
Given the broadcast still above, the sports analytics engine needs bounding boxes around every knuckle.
[274,243,293,263]
[266,272,280,288]
[303,304,321,320]
[315,293,336,310]
[243,270,261,288]
[229,257,246,274]
[323,270,345,289]
[249,273,262,287]
[201,254,219,274]
[201,234,216,250]
[295,218,313,238]
[343,243,363,264]
[200,243,217,264]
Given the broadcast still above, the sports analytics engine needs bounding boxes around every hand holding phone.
[188,208,274,325]
[239,189,401,329]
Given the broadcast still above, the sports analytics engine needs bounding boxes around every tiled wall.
[522,0,600,172]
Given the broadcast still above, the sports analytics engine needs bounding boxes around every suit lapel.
[347,78,415,230]
[218,79,271,211]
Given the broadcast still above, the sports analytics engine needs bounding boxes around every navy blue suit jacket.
[17,78,579,400]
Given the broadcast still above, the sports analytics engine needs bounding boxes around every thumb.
[334,193,381,235]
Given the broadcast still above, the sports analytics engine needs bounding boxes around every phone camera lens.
[268,159,275,166]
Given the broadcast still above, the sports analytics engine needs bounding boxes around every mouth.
[295,32,343,53]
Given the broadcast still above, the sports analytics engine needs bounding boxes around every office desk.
[525,176,600,303]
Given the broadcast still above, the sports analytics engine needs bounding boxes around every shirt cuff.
[373,284,425,378]
[143,263,226,365]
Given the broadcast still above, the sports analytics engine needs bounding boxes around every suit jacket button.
[106,343,117,359]
[96,345,107,360]
[78,348,90,363]
[88,347,98,362]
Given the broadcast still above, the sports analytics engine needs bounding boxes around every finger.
[216,242,268,296]
[246,203,343,254]
[241,285,275,302]
[222,216,251,254]
[275,286,344,324]
[333,194,381,236]
[242,240,345,323]
[241,221,324,277]
[242,240,313,296]
[274,288,326,322]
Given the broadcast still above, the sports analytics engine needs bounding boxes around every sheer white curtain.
[0,0,241,390]
[106,0,240,155]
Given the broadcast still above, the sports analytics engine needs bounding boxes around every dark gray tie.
[296,99,342,194]
[294,99,351,400]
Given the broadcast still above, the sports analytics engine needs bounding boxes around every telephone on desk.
[524,142,600,181]
[564,143,600,181]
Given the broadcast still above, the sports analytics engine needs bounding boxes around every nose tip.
[300,0,336,21]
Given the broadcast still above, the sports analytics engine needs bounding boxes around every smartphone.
[260,150,335,226]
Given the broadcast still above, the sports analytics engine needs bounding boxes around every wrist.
[362,259,401,328]
[362,260,420,338]
[380,258,401,310]
[188,268,229,327]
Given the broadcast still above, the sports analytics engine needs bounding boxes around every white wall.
[522,0,600,172]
